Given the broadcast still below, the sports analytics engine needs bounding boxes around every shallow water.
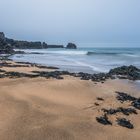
[11,44,140,74]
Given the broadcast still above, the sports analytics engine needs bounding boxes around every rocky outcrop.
[66,43,77,49]
[6,38,64,49]
[0,32,5,41]
[109,65,140,80]
[0,32,15,54]
[1,32,77,50]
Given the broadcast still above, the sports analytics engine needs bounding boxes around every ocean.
[11,44,140,74]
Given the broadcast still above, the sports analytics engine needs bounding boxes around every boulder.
[109,65,140,80]
[96,114,112,125]
[116,118,134,129]
[66,43,77,49]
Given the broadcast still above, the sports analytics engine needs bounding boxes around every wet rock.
[35,65,59,70]
[96,114,112,125]
[132,99,140,109]
[5,72,39,78]
[116,118,134,129]
[16,62,33,65]
[116,91,136,103]
[118,107,137,115]
[0,69,6,72]
[0,62,30,68]
[0,74,5,78]
[32,71,64,79]
[109,65,140,80]
[15,62,59,70]
[102,107,137,116]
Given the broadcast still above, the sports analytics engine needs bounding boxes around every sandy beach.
[0,61,140,140]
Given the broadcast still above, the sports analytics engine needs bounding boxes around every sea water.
[11,43,140,74]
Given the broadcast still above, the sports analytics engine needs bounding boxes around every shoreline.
[0,59,140,139]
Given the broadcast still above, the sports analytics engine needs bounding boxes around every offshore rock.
[66,43,77,49]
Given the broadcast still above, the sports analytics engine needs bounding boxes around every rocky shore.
[0,58,140,82]
[0,32,77,53]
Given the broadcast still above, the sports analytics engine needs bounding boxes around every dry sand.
[0,61,140,140]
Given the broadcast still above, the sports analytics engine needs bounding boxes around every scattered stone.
[15,62,59,70]
[116,91,136,103]
[97,97,104,101]
[0,74,5,78]
[32,71,64,79]
[5,72,39,78]
[0,69,6,72]
[116,118,134,129]
[132,99,140,110]
[94,103,100,106]
[35,65,59,70]
[96,114,112,125]
[102,107,137,116]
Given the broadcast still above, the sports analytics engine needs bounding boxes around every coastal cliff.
[5,38,64,49]
[0,32,15,54]
[0,32,77,52]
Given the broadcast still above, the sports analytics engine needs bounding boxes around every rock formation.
[0,32,77,51]
[66,43,77,49]
[0,32,14,54]
[6,35,64,49]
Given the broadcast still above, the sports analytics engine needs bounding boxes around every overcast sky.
[0,0,140,44]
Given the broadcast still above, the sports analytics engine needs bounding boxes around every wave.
[46,50,88,55]
[18,49,139,58]
[86,51,137,56]
[46,50,136,56]
[120,54,140,58]
[87,51,120,55]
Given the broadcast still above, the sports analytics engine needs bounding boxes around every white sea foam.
[12,47,140,73]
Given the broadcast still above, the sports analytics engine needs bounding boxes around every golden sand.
[0,61,140,140]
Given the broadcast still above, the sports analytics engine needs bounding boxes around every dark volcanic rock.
[32,71,64,79]
[0,32,5,41]
[0,44,15,54]
[116,118,134,129]
[0,32,15,54]
[132,99,140,109]
[96,114,112,125]
[109,65,140,80]
[5,71,39,78]
[102,107,137,116]
[116,91,136,103]
[116,91,140,110]
[0,62,29,68]
[0,69,6,72]
[66,43,77,49]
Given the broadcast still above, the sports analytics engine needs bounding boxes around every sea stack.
[66,43,77,49]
